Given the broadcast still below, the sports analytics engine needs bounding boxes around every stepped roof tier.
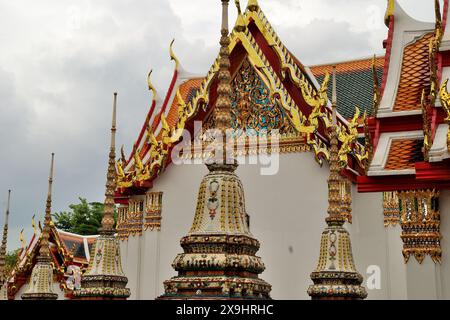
[358,0,450,192]
[114,0,370,200]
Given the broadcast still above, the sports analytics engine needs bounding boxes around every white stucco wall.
[120,151,387,300]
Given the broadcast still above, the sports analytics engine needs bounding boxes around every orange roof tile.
[310,56,384,76]
[157,77,203,139]
[393,33,433,112]
[384,139,424,170]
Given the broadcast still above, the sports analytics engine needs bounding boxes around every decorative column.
[22,154,59,300]
[308,67,367,300]
[73,93,131,300]
[0,190,11,300]
[158,0,271,300]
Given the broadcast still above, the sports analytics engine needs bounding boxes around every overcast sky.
[0,0,442,250]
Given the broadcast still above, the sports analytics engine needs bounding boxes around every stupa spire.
[158,0,271,300]
[307,67,367,300]
[0,190,11,300]
[22,153,58,300]
[73,92,131,300]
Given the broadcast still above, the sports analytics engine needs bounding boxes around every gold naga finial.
[120,145,127,165]
[439,79,450,121]
[134,149,144,172]
[234,0,246,32]
[435,0,442,38]
[160,112,170,133]
[31,214,37,235]
[147,125,158,146]
[170,39,181,71]
[247,0,259,12]
[147,69,158,102]
[19,229,26,253]
[372,54,381,115]
[384,0,394,26]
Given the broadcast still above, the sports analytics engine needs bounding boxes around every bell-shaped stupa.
[159,0,271,300]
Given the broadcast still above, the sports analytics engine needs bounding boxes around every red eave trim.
[357,173,450,193]
[415,160,450,181]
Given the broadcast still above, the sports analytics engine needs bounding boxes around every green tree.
[5,249,19,275]
[52,198,117,235]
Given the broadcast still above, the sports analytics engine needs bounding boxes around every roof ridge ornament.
[147,69,158,102]
[170,39,181,71]
[247,0,259,12]
[385,0,395,26]
[234,0,246,32]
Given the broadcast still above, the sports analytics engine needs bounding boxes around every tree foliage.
[52,197,117,235]
[4,249,19,275]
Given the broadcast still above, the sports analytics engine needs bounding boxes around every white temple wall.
[139,230,160,299]
[122,151,384,300]
[438,190,450,299]
[115,150,450,300]
[124,235,140,300]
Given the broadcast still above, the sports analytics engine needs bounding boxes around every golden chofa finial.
[247,0,259,12]
[234,0,246,32]
[384,0,394,26]
[147,69,158,102]
[31,214,37,235]
[169,39,181,71]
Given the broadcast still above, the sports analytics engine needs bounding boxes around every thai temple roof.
[310,56,384,119]
[116,0,369,194]
[6,224,97,299]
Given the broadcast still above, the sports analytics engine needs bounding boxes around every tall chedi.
[0,190,11,300]
[22,154,59,300]
[307,68,367,300]
[73,93,130,300]
[159,0,272,299]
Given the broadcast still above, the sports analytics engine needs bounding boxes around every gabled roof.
[116,2,368,194]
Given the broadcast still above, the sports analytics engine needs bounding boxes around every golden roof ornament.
[234,0,246,32]
[158,0,271,299]
[73,93,130,300]
[384,0,394,26]
[170,39,181,71]
[0,190,11,300]
[308,67,367,300]
[22,153,59,300]
[247,0,259,12]
[147,69,158,102]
